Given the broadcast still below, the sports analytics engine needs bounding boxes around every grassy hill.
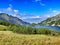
[0,31,60,45]
[0,25,7,31]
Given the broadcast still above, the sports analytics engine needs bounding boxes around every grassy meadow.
[0,31,60,45]
[0,21,60,45]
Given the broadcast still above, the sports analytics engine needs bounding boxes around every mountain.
[38,14,60,26]
[0,13,30,25]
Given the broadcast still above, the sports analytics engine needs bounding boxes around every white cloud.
[35,0,45,6]
[52,10,60,14]
[22,15,42,23]
[13,14,17,17]
[49,8,60,14]
[48,8,60,16]
[14,10,19,13]
[0,4,13,13]
[40,2,45,6]
[7,7,12,12]
[13,10,19,17]
[42,9,60,18]
[0,4,20,17]
[7,4,12,12]
[52,10,58,13]
[46,15,51,18]
[21,15,41,20]
[30,16,41,18]
[50,10,60,16]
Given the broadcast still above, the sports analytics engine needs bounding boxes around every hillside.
[0,25,7,31]
[0,13,30,25]
[38,14,60,26]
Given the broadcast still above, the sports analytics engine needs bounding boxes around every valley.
[0,0,60,45]
[0,13,60,45]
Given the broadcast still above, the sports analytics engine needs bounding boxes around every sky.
[0,0,60,23]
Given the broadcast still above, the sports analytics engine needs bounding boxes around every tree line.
[0,20,60,36]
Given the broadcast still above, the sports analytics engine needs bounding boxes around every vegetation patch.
[0,31,60,45]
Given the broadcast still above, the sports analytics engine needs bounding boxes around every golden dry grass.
[0,31,60,45]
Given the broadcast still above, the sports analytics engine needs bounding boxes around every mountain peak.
[0,13,30,25]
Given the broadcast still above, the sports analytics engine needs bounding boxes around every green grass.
[0,31,60,45]
[0,25,60,45]
[0,25,7,31]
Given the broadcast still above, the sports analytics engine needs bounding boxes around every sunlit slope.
[38,14,60,26]
[0,31,60,45]
[0,25,7,31]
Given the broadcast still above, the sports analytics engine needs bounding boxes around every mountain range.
[38,14,60,26]
[0,13,30,25]
[0,13,60,26]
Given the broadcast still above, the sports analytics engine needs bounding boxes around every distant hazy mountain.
[38,14,60,26]
[0,13,30,25]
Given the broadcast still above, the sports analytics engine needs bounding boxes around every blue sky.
[0,0,60,23]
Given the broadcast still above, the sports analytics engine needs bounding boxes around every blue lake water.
[33,26,60,31]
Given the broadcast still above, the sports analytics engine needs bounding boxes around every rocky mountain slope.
[38,14,60,26]
[0,13,30,25]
